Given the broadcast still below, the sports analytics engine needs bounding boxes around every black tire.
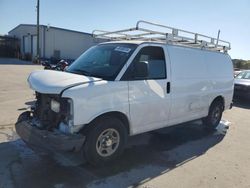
[17,111,31,123]
[83,116,127,166]
[202,100,224,130]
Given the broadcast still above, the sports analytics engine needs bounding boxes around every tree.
[232,59,250,69]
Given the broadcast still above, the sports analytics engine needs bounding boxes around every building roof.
[8,24,92,36]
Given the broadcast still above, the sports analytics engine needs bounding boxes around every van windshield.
[66,43,137,80]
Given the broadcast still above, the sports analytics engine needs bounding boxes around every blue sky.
[0,0,249,59]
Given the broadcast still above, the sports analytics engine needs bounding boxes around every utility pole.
[36,0,40,63]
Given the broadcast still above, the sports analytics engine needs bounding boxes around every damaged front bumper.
[15,112,85,152]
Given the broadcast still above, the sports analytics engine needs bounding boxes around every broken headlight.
[50,99,60,113]
[60,98,73,126]
[59,98,74,133]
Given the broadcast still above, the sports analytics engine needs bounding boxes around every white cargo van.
[16,21,234,165]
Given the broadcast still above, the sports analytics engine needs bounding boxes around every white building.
[8,24,104,60]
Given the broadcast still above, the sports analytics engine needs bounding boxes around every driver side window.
[121,46,166,80]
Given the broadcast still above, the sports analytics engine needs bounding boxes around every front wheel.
[202,100,224,130]
[83,116,127,166]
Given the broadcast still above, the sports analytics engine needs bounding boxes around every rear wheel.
[202,100,224,130]
[83,116,127,166]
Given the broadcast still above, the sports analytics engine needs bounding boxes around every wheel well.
[80,111,130,135]
[211,96,225,110]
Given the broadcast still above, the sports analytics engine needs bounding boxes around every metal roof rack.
[92,20,231,53]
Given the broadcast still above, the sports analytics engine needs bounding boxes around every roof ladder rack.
[92,20,231,53]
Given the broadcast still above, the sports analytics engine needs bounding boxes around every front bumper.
[234,90,250,100]
[15,112,85,152]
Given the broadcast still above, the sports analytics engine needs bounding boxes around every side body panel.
[166,45,210,125]
[167,45,233,126]
[203,51,234,109]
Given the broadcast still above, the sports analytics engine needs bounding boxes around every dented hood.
[28,70,102,94]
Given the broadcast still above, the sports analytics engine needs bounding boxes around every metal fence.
[0,35,20,58]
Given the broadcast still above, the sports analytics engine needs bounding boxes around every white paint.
[28,70,101,94]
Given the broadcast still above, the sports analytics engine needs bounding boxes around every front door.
[121,45,171,134]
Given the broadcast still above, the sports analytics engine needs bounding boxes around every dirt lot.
[0,58,250,188]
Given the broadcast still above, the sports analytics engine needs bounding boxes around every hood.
[28,70,102,94]
[234,78,250,86]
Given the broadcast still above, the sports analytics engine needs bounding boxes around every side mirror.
[134,61,149,79]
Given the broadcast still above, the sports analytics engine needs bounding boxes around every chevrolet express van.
[16,21,234,165]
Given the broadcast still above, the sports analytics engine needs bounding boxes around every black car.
[234,70,250,100]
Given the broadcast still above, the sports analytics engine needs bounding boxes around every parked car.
[234,68,243,77]
[15,21,234,165]
[234,70,250,100]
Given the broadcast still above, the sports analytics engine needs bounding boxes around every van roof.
[100,40,231,57]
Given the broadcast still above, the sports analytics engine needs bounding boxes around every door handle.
[166,82,170,94]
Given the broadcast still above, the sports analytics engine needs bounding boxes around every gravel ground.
[0,58,250,188]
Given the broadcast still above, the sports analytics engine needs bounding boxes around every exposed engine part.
[33,92,62,130]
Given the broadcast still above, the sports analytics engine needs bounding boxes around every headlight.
[51,99,60,113]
